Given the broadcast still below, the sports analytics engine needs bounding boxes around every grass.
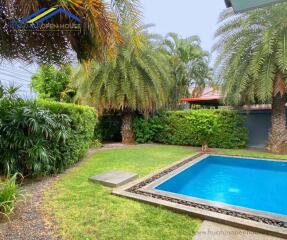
[215,148,287,159]
[0,173,20,219]
[44,145,201,240]
[44,145,287,240]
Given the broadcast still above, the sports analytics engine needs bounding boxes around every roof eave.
[225,0,232,8]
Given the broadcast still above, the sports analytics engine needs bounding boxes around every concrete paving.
[193,221,285,240]
[89,171,138,187]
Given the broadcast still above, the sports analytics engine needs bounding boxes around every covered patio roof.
[225,0,287,13]
[181,87,222,106]
[180,96,221,107]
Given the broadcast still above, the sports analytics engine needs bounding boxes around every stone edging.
[126,153,287,229]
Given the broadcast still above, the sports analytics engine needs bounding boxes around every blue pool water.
[155,155,287,216]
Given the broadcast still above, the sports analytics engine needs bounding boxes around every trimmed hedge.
[37,100,97,172]
[0,98,97,176]
[133,110,248,149]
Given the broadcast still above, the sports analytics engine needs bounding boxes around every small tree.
[191,113,217,152]
[74,25,172,144]
[31,65,75,102]
[162,33,213,108]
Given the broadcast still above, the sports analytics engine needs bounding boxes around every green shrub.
[133,116,164,143]
[0,100,70,175]
[133,110,248,149]
[0,173,21,218]
[0,96,97,176]
[37,100,97,172]
[209,110,248,149]
[31,64,73,102]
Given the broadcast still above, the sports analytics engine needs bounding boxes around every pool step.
[89,171,138,188]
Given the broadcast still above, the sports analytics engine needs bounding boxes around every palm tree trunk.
[121,111,135,144]
[268,72,287,154]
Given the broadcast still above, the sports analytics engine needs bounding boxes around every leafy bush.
[31,65,75,102]
[209,110,248,149]
[133,110,248,149]
[36,100,97,172]
[133,116,164,143]
[0,173,21,218]
[0,100,70,176]
[0,90,97,176]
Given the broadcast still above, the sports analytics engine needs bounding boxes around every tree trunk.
[267,72,287,154]
[121,111,135,144]
[201,141,208,153]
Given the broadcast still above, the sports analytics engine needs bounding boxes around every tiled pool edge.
[113,153,287,238]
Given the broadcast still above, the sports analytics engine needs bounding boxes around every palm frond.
[0,0,141,63]
[214,2,287,104]
[73,25,171,115]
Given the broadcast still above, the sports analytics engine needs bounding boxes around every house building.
[181,88,287,148]
[180,87,221,109]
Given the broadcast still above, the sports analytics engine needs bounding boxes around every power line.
[0,67,32,78]
[0,66,33,77]
[19,65,36,74]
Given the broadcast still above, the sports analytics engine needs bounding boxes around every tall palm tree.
[214,5,287,153]
[162,33,212,108]
[73,25,172,144]
[0,0,141,63]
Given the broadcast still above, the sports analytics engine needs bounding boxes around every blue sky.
[141,0,226,52]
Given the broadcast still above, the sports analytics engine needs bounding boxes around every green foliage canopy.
[74,25,172,115]
[31,65,74,102]
[133,110,248,149]
[162,33,213,107]
[0,0,142,63]
[0,84,97,176]
[214,4,287,104]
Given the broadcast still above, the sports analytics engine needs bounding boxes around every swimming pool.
[115,154,287,237]
[155,155,287,216]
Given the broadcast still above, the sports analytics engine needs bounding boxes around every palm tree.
[214,5,287,153]
[0,0,141,63]
[73,25,172,144]
[162,33,212,108]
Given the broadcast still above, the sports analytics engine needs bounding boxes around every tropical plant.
[0,82,97,175]
[31,64,75,102]
[37,99,97,172]
[0,173,23,219]
[0,0,141,63]
[162,33,212,108]
[0,82,21,100]
[73,25,172,144]
[0,103,70,176]
[214,5,287,153]
[0,86,71,175]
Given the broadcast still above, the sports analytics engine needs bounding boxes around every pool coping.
[113,153,287,238]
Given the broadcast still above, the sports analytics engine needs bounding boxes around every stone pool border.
[113,153,287,238]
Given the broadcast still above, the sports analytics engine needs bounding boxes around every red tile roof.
[180,96,221,102]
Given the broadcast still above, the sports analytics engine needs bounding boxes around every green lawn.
[44,145,201,240]
[44,145,287,240]
[214,148,287,159]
